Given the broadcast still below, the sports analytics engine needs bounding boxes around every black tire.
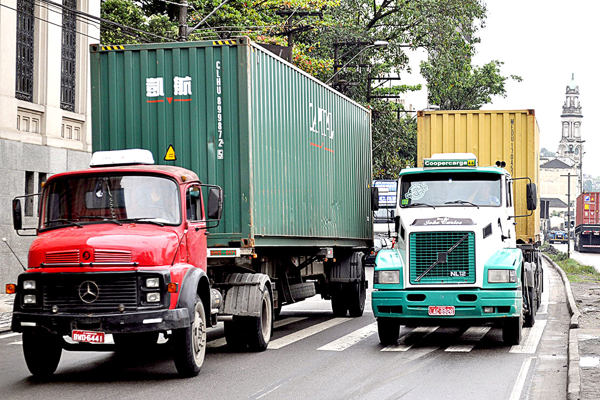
[377,318,400,345]
[245,289,273,351]
[173,295,207,377]
[502,313,523,345]
[524,287,537,328]
[22,329,62,378]
[347,268,366,317]
[113,332,159,350]
[331,292,348,317]
[224,319,245,349]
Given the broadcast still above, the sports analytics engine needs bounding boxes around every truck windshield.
[41,174,181,229]
[400,172,502,207]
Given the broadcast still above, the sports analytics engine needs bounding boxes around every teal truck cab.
[372,154,543,345]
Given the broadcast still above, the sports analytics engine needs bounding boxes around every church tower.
[557,73,583,192]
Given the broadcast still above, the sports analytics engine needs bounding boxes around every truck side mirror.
[371,187,379,211]
[526,183,537,211]
[394,215,400,234]
[12,198,22,231]
[207,187,223,220]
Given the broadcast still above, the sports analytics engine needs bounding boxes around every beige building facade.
[0,0,99,286]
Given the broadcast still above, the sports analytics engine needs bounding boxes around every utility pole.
[178,0,188,41]
[561,172,572,258]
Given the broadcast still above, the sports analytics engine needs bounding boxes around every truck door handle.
[195,226,200,232]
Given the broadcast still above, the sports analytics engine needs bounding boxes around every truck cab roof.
[47,164,200,185]
[399,166,507,176]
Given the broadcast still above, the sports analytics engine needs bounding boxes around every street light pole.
[326,41,388,85]
[561,172,572,258]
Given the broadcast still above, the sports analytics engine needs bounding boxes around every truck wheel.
[22,329,62,378]
[224,319,245,349]
[245,288,273,351]
[331,292,348,317]
[502,314,523,345]
[347,268,366,317]
[173,295,206,377]
[524,287,537,328]
[377,318,400,345]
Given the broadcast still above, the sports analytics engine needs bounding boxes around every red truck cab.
[10,149,222,377]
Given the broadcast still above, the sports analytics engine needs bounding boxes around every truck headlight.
[23,294,37,304]
[146,278,160,288]
[23,280,36,290]
[146,292,161,303]
[374,270,400,284]
[488,269,517,283]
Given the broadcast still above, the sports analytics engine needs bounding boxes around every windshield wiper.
[444,200,480,209]
[76,216,123,225]
[404,202,436,209]
[45,219,83,228]
[119,217,165,227]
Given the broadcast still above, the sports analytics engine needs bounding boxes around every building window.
[37,172,47,217]
[25,171,34,216]
[15,0,35,102]
[60,0,77,111]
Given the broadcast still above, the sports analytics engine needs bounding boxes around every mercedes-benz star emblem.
[78,281,100,304]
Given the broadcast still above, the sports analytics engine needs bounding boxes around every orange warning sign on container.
[164,145,176,161]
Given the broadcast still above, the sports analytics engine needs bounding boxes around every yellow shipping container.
[417,110,540,244]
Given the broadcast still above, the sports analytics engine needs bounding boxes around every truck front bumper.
[11,308,190,336]
[372,289,521,325]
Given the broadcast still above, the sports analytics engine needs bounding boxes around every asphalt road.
[0,263,570,400]
[552,242,600,272]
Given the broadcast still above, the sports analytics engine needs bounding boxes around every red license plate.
[428,306,455,316]
[72,330,105,343]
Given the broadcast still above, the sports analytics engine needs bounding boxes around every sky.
[398,0,599,176]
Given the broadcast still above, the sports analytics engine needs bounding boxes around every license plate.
[428,306,455,316]
[72,330,105,343]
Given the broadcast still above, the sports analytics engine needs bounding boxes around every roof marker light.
[90,149,155,167]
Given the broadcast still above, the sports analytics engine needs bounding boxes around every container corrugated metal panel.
[576,192,600,226]
[90,38,372,248]
[417,110,540,243]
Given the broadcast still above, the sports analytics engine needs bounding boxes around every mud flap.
[222,273,272,317]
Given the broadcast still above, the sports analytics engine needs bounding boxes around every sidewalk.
[0,294,14,332]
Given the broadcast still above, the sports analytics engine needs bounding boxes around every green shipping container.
[90,37,372,249]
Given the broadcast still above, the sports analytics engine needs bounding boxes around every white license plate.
[72,330,105,343]
[428,306,455,316]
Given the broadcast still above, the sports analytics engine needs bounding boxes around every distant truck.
[548,230,568,244]
[373,180,397,238]
[8,38,374,378]
[574,192,600,252]
[372,110,543,345]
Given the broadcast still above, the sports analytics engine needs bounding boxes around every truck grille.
[409,231,475,284]
[94,250,132,263]
[46,250,79,263]
[42,274,139,312]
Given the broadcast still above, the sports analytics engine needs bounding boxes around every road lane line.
[445,326,491,352]
[255,384,282,399]
[274,317,308,329]
[317,322,378,351]
[380,326,439,352]
[267,318,351,350]
[207,337,226,348]
[509,357,533,400]
[0,332,20,340]
[510,320,547,354]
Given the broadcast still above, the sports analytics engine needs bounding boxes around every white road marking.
[8,341,23,345]
[0,332,20,340]
[317,322,378,351]
[255,384,282,399]
[206,317,309,349]
[274,317,308,329]
[267,318,351,350]
[510,320,547,354]
[380,326,439,352]
[445,326,491,352]
[509,357,533,400]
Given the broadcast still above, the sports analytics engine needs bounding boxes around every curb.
[541,253,581,400]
